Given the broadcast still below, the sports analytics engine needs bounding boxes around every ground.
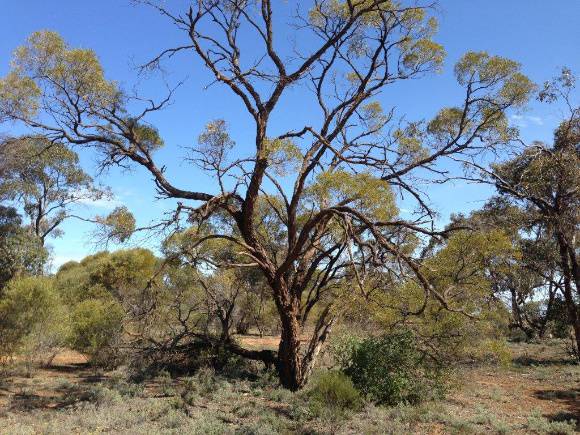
[0,339,578,434]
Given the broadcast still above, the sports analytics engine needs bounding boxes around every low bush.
[335,330,448,405]
[526,412,577,435]
[307,370,363,415]
[465,338,512,366]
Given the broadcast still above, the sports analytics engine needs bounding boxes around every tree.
[451,198,562,340]
[0,2,533,389]
[347,228,514,364]
[0,136,105,245]
[476,69,579,356]
[55,248,162,365]
[0,205,47,289]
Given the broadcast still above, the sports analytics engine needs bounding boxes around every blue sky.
[1,1,579,269]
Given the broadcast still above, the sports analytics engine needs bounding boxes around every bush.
[526,412,577,435]
[335,330,448,405]
[68,298,124,366]
[0,276,66,364]
[466,338,512,366]
[307,370,363,415]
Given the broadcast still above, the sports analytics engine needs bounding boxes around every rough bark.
[276,305,304,390]
[557,233,580,359]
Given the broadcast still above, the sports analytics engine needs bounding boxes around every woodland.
[0,1,578,434]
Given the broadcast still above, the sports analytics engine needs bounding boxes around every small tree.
[0,2,533,388]
[68,298,125,366]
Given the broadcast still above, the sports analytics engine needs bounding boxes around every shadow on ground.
[534,388,580,429]
[0,361,109,412]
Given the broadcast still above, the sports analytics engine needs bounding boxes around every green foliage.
[349,230,513,365]
[307,370,363,415]
[308,169,397,221]
[198,119,234,157]
[547,298,573,339]
[263,137,302,176]
[466,339,512,367]
[0,136,105,241]
[0,30,119,120]
[0,206,47,288]
[422,51,533,150]
[68,298,124,366]
[308,1,444,73]
[95,206,136,243]
[526,411,577,435]
[336,331,448,405]
[126,118,164,151]
[454,51,534,107]
[56,248,157,305]
[0,276,64,360]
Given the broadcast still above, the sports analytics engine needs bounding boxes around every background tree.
[470,69,579,356]
[0,136,106,245]
[451,198,562,340]
[341,228,514,364]
[0,205,47,289]
[54,248,161,365]
[0,1,533,389]
[163,226,278,342]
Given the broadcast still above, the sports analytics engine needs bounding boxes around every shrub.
[526,412,577,435]
[468,338,512,366]
[82,385,123,406]
[180,377,200,405]
[335,330,448,405]
[68,298,124,366]
[307,370,363,415]
[155,369,175,396]
[0,276,66,364]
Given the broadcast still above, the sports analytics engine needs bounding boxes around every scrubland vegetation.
[0,1,578,433]
[0,339,578,434]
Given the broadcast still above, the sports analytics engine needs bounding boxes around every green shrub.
[526,412,577,435]
[466,338,512,366]
[180,377,200,405]
[68,298,124,366]
[307,370,363,415]
[155,369,175,396]
[335,330,448,405]
[82,385,123,406]
[0,276,66,363]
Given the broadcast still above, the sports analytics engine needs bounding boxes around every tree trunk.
[277,310,304,391]
[538,284,556,339]
[557,234,580,359]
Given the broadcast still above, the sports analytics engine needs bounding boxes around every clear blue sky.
[1,1,579,269]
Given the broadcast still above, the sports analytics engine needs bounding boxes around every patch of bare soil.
[444,341,579,433]
[0,349,95,411]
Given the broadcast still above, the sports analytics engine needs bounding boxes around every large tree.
[0,1,533,389]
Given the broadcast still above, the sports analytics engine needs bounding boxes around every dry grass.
[0,339,578,434]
